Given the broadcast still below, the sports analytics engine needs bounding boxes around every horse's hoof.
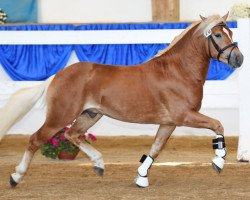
[212,156,224,174]
[239,159,249,163]
[135,175,149,188]
[212,162,222,174]
[10,175,18,188]
[93,166,104,176]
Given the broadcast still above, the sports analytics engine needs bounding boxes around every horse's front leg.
[135,125,176,188]
[182,111,227,173]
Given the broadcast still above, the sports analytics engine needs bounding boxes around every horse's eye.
[215,33,222,38]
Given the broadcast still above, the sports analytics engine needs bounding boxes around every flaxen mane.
[154,15,226,57]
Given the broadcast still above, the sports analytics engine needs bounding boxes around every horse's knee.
[213,120,224,134]
[28,131,49,152]
[64,131,81,146]
[28,137,41,152]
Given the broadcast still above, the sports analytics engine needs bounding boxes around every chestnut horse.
[0,14,243,188]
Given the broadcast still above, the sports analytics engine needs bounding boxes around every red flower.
[64,127,70,132]
[79,134,86,140]
[88,133,97,142]
[51,138,59,147]
[60,134,67,141]
[47,138,52,143]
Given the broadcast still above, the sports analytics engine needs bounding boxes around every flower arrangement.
[0,9,7,24]
[229,3,250,20]
[40,127,97,159]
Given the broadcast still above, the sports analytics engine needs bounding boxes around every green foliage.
[57,140,79,155]
[40,127,79,159]
[41,143,58,159]
[40,127,96,159]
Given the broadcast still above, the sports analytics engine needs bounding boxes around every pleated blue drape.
[0,25,74,80]
[75,23,188,65]
[75,22,237,80]
[0,22,237,80]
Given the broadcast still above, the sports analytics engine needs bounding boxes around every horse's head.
[199,13,244,69]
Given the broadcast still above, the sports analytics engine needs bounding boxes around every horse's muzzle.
[229,52,244,68]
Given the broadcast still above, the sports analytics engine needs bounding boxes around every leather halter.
[205,23,237,63]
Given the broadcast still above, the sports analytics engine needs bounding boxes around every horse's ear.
[199,15,207,21]
[222,12,229,21]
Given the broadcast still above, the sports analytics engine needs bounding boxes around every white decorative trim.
[0,28,238,44]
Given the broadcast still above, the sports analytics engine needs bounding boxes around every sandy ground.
[0,135,250,200]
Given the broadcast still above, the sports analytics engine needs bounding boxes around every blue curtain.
[0,0,37,23]
[75,23,188,65]
[75,22,237,80]
[75,43,167,65]
[0,22,237,80]
[0,24,74,80]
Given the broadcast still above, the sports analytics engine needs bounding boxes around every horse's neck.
[155,31,210,84]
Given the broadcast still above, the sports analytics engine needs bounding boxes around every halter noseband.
[205,23,237,63]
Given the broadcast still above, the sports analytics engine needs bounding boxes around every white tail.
[0,76,54,141]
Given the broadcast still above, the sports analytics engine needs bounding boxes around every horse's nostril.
[236,54,244,66]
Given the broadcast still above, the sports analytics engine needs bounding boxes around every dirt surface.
[0,135,250,200]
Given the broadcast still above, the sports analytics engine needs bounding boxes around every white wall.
[180,0,250,21]
[38,0,152,23]
[38,0,250,23]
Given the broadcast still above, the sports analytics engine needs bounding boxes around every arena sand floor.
[0,135,250,200]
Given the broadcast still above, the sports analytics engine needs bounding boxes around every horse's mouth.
[229,52,244,69]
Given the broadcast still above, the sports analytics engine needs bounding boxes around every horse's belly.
[101,104,173,125]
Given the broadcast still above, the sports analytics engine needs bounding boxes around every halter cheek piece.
[205,23,237,63]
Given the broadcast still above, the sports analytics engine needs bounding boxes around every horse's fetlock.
[93,153,102,162]
[16,166,26,175]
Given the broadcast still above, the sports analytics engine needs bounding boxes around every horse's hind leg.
[10,125,60,187]
[65,111,105,176]
[135,124,176,188]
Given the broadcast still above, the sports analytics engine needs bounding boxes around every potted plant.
[40,127,97,160]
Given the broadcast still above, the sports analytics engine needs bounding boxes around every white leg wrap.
[212,135,227,173]
[212,156,225,170]
[11,151,31,183]
[11,172,23,184]
[137,155,154,177]
[79,144,104,169]
[215,148,226,157]
[135,155,154,188]
[135,175,149,188]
